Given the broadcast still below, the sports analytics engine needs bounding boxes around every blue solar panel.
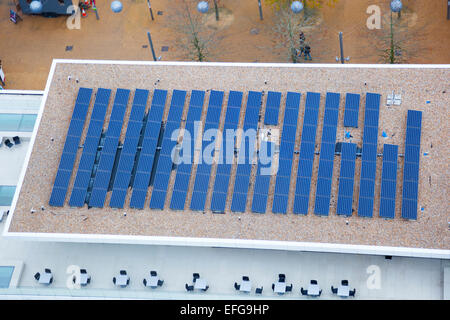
[336,142,356,216]
[87,89,130,208]
[230,91,262,213]
[67,119,85,137]
[130,90,168,209]
[293,92,320,215]
[357,93,381,218]
[264,91,281,125]
[149,90,187,209]
[53,169,72,188]
[251,142,273,213]
[343,93,360,127]
[170,91,206,210]
[401,110,422,220]
[210,91,244,213]
[110,90,149,208]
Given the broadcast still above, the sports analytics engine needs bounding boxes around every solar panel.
[129,89,168,209]
[357,93,381,217]
[251,141,274,213]
[149,90,187,209]
[210,91,243,213]
[336,143,357,216]
[272,92,301,213]
[88,89,130,208]
[110,89,149,208]
[231,91,262,213]
[314,92,340,216]
[264,91,282,125]
[401,110,422,220]
[49,87,93,207]
[293,92,321,215]
[379,144,398,218]
[169,90,205,210]
[343,93,360,127]
[190,90,224,211]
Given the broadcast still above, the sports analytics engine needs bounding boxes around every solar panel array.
[69,88,111,207]
[264,91,282,125]
[129,89,167,209]
[109,89,149,208]
[149,90,187,209]
[88,89,130,207]
[343,93,360,127]
[170,90,206,210]
[379,144,398,219]
[210,91,243,213]
[401,110,422,220]
[293,92,321,215]
[231,91,262,212]
[50,88,421,223]
[336,142,357,216]
[272,92,301,214]
[251,93,282,213]
[314,92,340,216]
[357,93,381,217]
[49,87,93,207]
[190,91,224,211]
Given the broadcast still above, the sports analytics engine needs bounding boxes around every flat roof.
[4,60,450,258]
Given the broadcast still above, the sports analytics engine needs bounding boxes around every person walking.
[297,39,306,58]
[304,43,312,61]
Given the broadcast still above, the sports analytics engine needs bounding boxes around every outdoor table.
[337,285,350,297]
[274,282,286,294]
[145,275,159,287]
[307,283,320,296]
[39,273,52,284]
[80,274,89,285]
[239,280,252,293]
[194,278,207,290]
[116,274,129,286]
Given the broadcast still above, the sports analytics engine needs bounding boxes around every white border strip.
[3,59,450,260]
[0,90,44,95]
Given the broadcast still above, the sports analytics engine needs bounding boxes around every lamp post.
[388,0,402,63]
[258,0,263,20]
[390,0,402,19]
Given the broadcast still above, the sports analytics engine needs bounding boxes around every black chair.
[331,286,338,294]
[143,279,147,286]
[13,136,20,145]
[157,280,164,287]
[286,284,293,292]
[126,279,130,285]
[278,274,286,282]
[255,286,263,294]
[300,287,308,296]
[341,280,349,286]
[44,268,51,274]
[113,277,116,285]
[349,289,356,297]
[120,270,127,275]
[4,139,13,148]
[310,280,318,285]
[271,283,275,291]
[318,290,322,296]
[86,277,91,284]
[185,283,194,291]
[49,277,53,284]
[34,272,40,281]
[193,273,200,282]
[242,276,249,282]
[234,282,240,290]
[202,285,209,292]
[150,271,157,277]
[80,269,87,274]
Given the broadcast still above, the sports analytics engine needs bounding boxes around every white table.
[274,282,286,294]
[239,281,252,293]
[39,273,52,284]
[337,285,350,297]
[80,274,90,285]
[145,276,159,287]
[307,284,320,296]
[116,274,129,286]
[194,278,207,290]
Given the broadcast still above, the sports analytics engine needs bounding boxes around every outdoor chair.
[311,280,318,285]
[44,268,51,274]
[150,270,157,277]
[185,283,194,291]
[143,279,147,286]
[286,284,293,292]
[349,289,356,297]
[13,136,20,145]
[113,277,116,285]
[341,280,349,286]
[255,287,263,294]
[34,272,40,281]
[202,285,209,292]
[120,270,127,275]
[242,276,249,282]
[331,286,338,294]
[193,273,200,282]
[234,282,240,290]
[5,139,13,148]
[157,280,164,287]
[300,287,308,295]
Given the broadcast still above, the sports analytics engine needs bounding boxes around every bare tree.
[168,0,219,62]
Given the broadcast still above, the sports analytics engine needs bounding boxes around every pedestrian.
[298,39,306,58]
[304,43,312,61]
[299,31,305,42]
